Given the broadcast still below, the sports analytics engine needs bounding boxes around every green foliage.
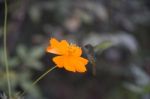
[94,41,113,54]
[16,45,44,70]
[0,44,45,98]
[143,84,150,94]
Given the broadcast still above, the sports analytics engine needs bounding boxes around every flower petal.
[63,56,76,72]
[75,63,86,72]
[69,45,82,56]
[78,57,88,65]
[46,46,60,54]
[53,56,88,72]
[64,56,86,72]
[59,40,69,55]
[73,57,87,72]
[64,64,76,72]
[73,47,82,56]
[60,40,69,48]
[46,38,62,54]
[53,56,64,68]
[50,38,59,48]
[47,38,69,55]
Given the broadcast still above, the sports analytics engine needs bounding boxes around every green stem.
[21,66,57,96]
[4,0,11,98]
[32,66,57,86]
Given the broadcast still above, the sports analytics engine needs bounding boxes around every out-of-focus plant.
[0,45,45,98]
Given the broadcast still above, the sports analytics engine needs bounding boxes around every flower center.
[67,44,76,56]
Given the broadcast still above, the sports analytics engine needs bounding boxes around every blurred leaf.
[0,48,19,68]
[78,10,93,24]
[143,84,150,93]
[19,71,42,98]
[123,82,143,93]
[20,81,42,98]
[8,57,20,68]
[85,2,108,21]
[0,71,18,90]
[25,59,43,70]
[94,41,113,54]
[17,45,28,59]
[29,5,41,23]
[30,46,45,59]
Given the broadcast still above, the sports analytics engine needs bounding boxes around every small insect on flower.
[46,38,89,72]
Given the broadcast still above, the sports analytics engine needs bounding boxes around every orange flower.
[46,38,88,72]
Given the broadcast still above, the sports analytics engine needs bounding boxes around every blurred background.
[0,0,150,99]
